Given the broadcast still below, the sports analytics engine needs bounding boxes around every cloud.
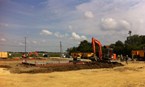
[40,29,53,36]
[54,32,68,38]
[71,32,87,40]
[100,18,131,31]
[84,11,94,18]
[40,29,69,39]
[0,38,6,42]
[119,20,131,30]
[101,18,117,30]
[1,0,145,52]
[81,35,87,40]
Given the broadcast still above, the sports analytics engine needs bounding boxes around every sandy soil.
[1,61,145,87]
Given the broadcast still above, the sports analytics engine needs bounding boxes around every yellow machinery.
[71,52,82,58]
[0,52,8,58]
[81,52,94,58]
[71,52,94,59]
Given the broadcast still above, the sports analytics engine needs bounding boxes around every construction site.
[1,0,145,86]
[0,36,145,87]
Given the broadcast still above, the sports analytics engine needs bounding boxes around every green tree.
[66,47,78,55]
[113,40,124,55]
[124,35,145,56]
[77,40,92,52]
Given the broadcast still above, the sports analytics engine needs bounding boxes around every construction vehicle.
[0,52,8,59]
[92,37,117,61]
[28,51,38,57]
[22,37,122,70]
[71,37,116,62]
[22,51,38,59]
[71,52,94,59]
[71,52,82,59]
[132,50,145,60]
[81,52,94,58]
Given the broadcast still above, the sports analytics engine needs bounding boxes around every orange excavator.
[72,37,103,62]
[72,37,116,62]
[92,37,117,61]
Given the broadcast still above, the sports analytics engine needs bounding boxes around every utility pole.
[25,37,27,53]
[128,30,132,44]
[60,41,62,58]
[128,30,132,37]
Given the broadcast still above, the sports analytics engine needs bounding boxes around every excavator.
[92,37,117,61]
[72,37,116,62]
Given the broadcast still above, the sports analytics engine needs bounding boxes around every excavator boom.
[92,37,102,60]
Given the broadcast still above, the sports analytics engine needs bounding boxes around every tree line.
[67,34,145,57]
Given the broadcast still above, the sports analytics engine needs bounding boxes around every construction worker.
[120,54,123,62]
[73,54,78,64]
[125,55,129,64]
[22,53,27,63]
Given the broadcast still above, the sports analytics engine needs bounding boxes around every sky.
[0,0,145,52]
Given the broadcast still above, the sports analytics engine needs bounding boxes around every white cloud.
[71,32,87,40]
[1,0,145,51]
[84,11,94,18]
[72,32,80,40]
[101,18,117,30]
[81,35,87,40]
[54,32,69,38]
[40,29,53,35]
[1,38,6,42]
[119,20,131,30]
[100,18,131,31]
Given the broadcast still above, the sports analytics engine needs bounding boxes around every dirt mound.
[0,60,123,74]
[0,65,11,68]
[13,62,123,73]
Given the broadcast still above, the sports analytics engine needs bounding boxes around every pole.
[25,37,27,53]
[60,41,62,58]
[23,37,27,63]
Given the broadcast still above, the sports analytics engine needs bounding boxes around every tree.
[124,35,145,56]
[125,35,141,46]
[67,35,145,57]
[113,40,124,55]
[66,40,93,54]
[77,40,92,52]
[66,47,78,55]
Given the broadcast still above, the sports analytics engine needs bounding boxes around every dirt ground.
[1,60,145,87]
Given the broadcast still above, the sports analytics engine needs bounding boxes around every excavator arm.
[92,37,102,60]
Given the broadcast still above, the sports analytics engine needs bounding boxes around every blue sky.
[0,0,145,52]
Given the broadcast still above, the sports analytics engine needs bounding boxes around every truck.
[132,50,145,60]
[0,52,8,59]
